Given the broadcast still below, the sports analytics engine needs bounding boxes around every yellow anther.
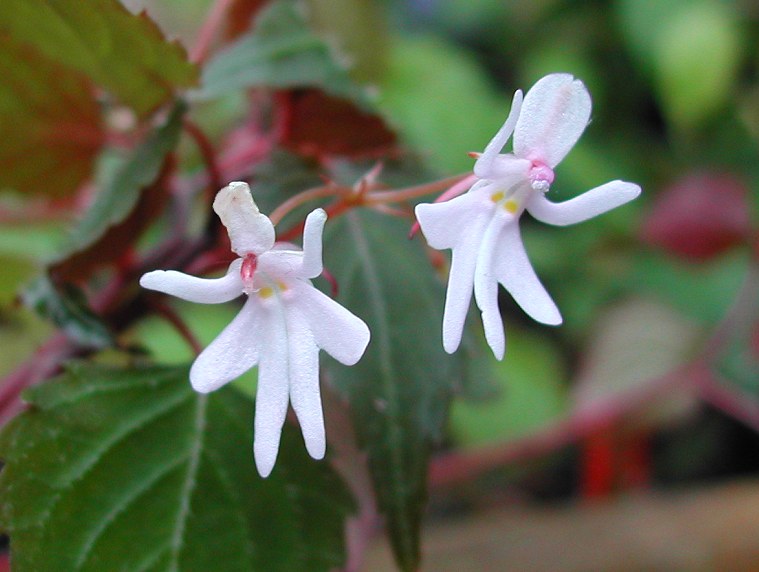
[503,200,518,213]
[259,287,274,299]
[277,281,288,291]
[490,191,505,203]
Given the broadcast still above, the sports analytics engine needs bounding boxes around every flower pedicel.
[141,182,370,477]
[415,73,641,359]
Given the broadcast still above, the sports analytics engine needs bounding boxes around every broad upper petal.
[526,180,642,226]
[285,304,325,461]
[513,74,591,168]
[189,297,261,393]
[474,89,524,178]
[295,282,370,366]
[494,223,562,325]
[213,181,275,256]
[140,259,243,304]
[253,304,289,478]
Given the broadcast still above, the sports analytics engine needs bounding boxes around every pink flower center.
[528,160,554,191]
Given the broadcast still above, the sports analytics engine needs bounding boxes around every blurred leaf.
[0,363,354,572]
[377,35,507,174]
[653,2,743,130]
[322,210,462,571]
[21,275,112,349]
[0,0,198,117]
[0,309,53,378]
[633,250,750,324]
[198,0,365,102]
[0,37,103,197]
[641,172,751,262]
[450,329,567,447]
[277,89,397,159]
[573,298,703,429]
[50,103,185,281]
[615,0,693,69]
[304,0,388,82]
[0,223,68,261]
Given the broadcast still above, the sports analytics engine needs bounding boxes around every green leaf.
[653,2,743,130]
[377,35,507,174]
[0,363,353,572]
[450,329,567,447]
[322,209,462,571]
[51,103,185,280]
[0,37,103,197]
[0,0,198,117]
[21,275,112,349]
[197,0,364,102]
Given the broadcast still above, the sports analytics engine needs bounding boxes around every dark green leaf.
[0,37,103,197]
[0,363,353,572]
[323,209,462,571]
[197,0,365,102]
[0,0,198,117]
[21,275,112,349]
[50,103,185,280]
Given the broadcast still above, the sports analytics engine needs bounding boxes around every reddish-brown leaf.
[276,89,398,160]
[641,172,752,262]
[0,37,104,197]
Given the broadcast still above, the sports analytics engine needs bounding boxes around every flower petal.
[300,208,327,278]
[415,186,492,250]
[253,304,290,478]
[295,282,370,365]
[189,297,261,393]
[213,181,275,256]
[285,303,325,461]
[474,213,510,359]
[494,223,562,325]
[526,180,642,226]
[416,190,494,354]
[474,89,524,178]
[140,259,243,304]
[513,74,591,168]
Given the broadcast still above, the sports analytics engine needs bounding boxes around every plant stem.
[191,0,236,64]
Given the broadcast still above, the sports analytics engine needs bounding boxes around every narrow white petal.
[253,304,289,478]
[285,304,325,460]
[474,214,510,360]
[474,89,524,178]
[300,208,327,279]
[189,297,261,393]
[213,181,275,256]
[513,74,591,168]
[415,187,492,250]
[140,259,243,304]
[494,223,562,325]
[526,181,642,226]
[295,282,370,366]
[430,193,494,353]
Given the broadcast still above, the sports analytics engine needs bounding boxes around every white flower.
[415,73,641,360]
[140,182,370,477]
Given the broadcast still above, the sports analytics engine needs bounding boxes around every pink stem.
[190,0,236,64]
[0,333,76,425]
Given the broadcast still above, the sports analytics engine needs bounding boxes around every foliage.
[1,0,759,571]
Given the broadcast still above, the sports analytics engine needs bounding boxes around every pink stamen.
[241,253,258,282]
[529,160,554,186]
